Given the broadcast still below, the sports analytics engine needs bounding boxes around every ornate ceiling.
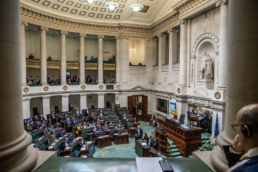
[20,0,181,26]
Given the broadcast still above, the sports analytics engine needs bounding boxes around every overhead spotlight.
[104,2,119,11]
[129,3,144,12]
[85,0,97,4]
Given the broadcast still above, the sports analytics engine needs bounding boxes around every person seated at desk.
[143,133,149,143]
[59,129,66,137]
[65,118,72,132]
[49,132,56,144]
[102,123,109,131]
[34,115,39,121]
[33,121,41,130]
[135,124,143,140]
[88,121,95,128]
[54,122,61,130]
[49,112,56,124]
[148,136,154,146]
[26,117,33,125]
[152,138,159,151]
[68,135,73,144]
[92,127,99,141]
[25,124,33,132]
[71,117,77,125]
[223,104,258,172]
[39,114,45,121]
[96,123,102,132]
[76,124,82,136]
[122,113,127,120]
[99,110,104,117]
[48,124,55,132]
[82,122,88,129]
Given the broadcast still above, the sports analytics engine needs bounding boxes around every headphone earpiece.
[241,124,252,138]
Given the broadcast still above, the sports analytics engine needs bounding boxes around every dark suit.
[231,155,258,172]
[135,128,143,140]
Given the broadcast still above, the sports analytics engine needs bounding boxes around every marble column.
[40,27,48,85]
[120,36,129,83]
[217,0,228,89]
[61,31,67,85]
[115,93,120,105]
[21,21,27,86]
[179,20,188,88]
[0,1,37,171]
[145,37,155,84]
[42,96,50,118]
[98,35,104,84]
[61,95,69,112]
[80,94,87,112]
[168,29,173,84]
[115,36,120,84]
[80,33,86,84]
[98,93,105,108]
[158,34,166,80]
[23,97,31,119]
[210,0,258,171]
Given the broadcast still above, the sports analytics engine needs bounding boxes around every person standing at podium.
[135,124,143,140]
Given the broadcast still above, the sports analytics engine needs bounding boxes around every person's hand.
[232,134,245,152]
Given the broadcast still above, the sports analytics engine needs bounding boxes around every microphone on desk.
[159,160,174,172]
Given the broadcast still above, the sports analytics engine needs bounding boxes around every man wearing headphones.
[224,104,258,172]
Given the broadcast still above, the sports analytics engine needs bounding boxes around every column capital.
[98,35,104,39]
[42,96,51,99]
[119,35,129,40]
[180,19,187,26]
[157,33,166,38]
[61,94,69,98]
[216,0,227,7]
[61,30,68,35]
[80,33,86,37]
[115,36,121,40]
[22,97,31,101]
[40,26,48,32]
[21,21,28,27]
[145,36,157,41]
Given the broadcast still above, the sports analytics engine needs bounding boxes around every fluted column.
[98,35,104,84]
[21,21,27,86]
[80,94,87,112]
[98,93,105,108]
[158,34,166,82]
[168,29,173,84]
[217,0,228,89]
[40,27,48,85]
[115,36,120,84]
[22,97,31,119]
[0,1,37,171]
[179,20,188,88]
[61,94,69,112]
[61,31,67,85]
[210,0,258,171]
[80,33,86,84]
[42,96,50,118]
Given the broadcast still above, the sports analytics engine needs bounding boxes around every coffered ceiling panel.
[21,0,174,25]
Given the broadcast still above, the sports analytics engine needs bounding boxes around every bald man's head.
[239,104,258,136]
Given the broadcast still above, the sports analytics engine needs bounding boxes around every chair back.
[179,114,185,124]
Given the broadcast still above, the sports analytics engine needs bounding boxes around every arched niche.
[190,33,219,91]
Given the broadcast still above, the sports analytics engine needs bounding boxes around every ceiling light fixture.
[129,3,144,12]
[85,0,97,4]
[104,2,119,11]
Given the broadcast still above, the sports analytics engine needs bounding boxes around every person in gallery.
[223,104,258,172]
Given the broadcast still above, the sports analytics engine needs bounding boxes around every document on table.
[136,157,163,172]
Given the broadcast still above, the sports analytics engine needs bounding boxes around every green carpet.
[93,122,153,158]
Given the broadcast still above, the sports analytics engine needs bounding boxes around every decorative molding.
[63,85,68,90]
[81,85,86,90]
[99,85,104,89]
[23,87,29,93]
[43,86,49,91]
[191,33,219,57]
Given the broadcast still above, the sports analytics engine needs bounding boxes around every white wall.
[103,39,116,61]
[85,39,98,59]
[25,28,40,59]
[46,32,61,60]
[66,36,80,61]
